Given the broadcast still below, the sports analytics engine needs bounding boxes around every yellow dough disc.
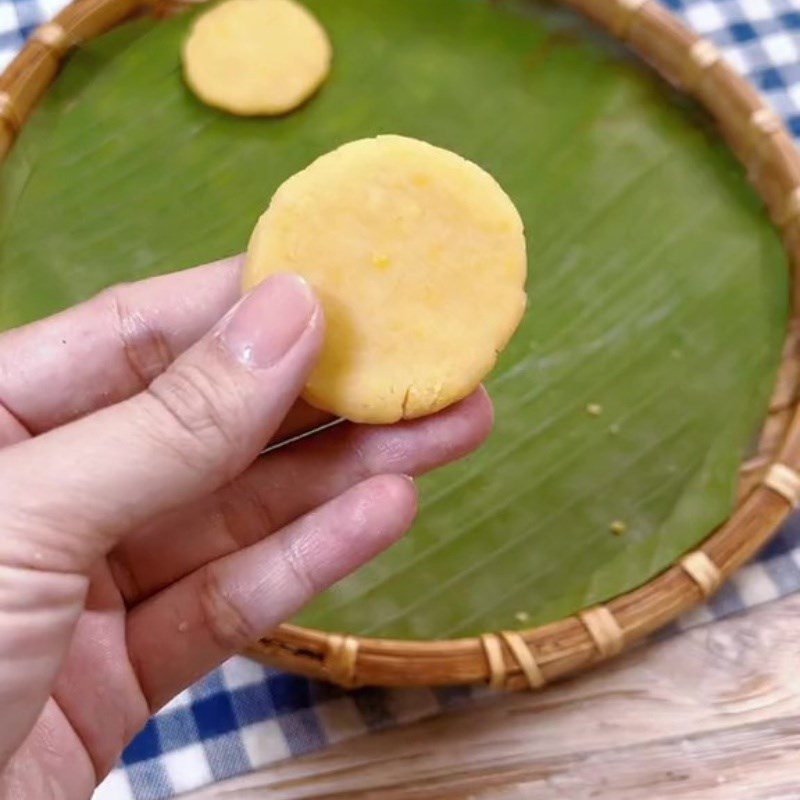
[245,135,528,424]
[182,0,332,116]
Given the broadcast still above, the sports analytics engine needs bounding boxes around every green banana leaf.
[0,0,788,639]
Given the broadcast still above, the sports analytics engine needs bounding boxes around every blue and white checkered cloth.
[0,0,799,796]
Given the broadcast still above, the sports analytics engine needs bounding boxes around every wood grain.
[185,595,800,799]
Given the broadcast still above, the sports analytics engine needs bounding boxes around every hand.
[0,257,492,799]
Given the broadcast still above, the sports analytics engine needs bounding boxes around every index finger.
[0,256,326,436]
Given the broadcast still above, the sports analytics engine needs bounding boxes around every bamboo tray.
[2,0,799,692]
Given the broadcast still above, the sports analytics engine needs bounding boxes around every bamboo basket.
[2,0,800,692]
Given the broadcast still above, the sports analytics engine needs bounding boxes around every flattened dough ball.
[245,135,528,424]
[182,0,332,116]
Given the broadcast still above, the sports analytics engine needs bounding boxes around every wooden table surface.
[185,594,800,799]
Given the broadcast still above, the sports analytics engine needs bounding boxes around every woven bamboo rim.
[2,0,799,692]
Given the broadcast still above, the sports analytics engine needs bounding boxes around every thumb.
[0,273,323,574]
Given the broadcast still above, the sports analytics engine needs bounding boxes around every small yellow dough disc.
[182,0,332,116]
[245,135,528,423]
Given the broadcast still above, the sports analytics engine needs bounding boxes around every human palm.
[0,257,492,799]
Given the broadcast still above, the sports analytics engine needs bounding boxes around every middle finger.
[110,388,492,605]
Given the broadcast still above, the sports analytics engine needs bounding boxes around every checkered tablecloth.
[1,0,799,797]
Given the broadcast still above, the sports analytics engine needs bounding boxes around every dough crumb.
[610,520,627,536]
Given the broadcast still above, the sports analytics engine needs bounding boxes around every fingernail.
[221,274,316,368]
